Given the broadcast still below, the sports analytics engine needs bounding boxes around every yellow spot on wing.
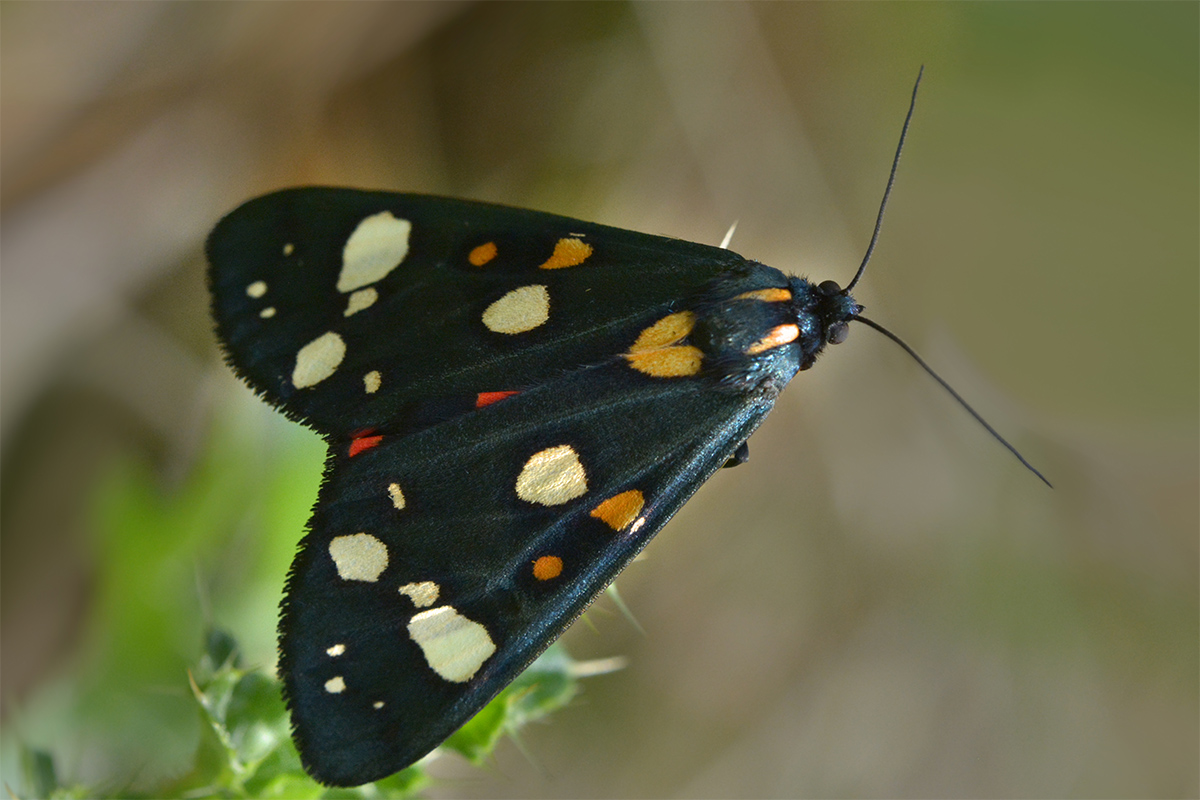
[260,307,276,319]
[328,533,388,582]
[339,211,411,292]
[325,676,346,693]
[326,644,346,657]
[407,606,496,683]
[515,444,588,506]
[292,332,346,388]
[363,370,382,394]
[745,324,800,355]
[373,701,384,709]
[398,581,439,608]
[626,346,703,378]
[734,287,792,302]
[469,241,497,266]
[538,237,592,269]
[482,284,550,334]
[344,287,378,316]
[246,280,267,298]
[283,243,295,256]
[387,482,405,509]
[590,489,645,531]
[629,312,696,351]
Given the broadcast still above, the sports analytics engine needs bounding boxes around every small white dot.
[292,331,346,389]
[260,307,276,318]
[387,482,405,509]
[326,644,346,657]
[283,243,295,256]
[325,676,346,694]
[364,370,382,394]
[246,280,268,298]
[373,700,384,709]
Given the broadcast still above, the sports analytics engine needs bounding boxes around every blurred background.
[2,2,1196,797]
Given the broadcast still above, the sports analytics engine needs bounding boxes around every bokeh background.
[2,2,1196,797]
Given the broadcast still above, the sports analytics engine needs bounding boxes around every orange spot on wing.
[469,241,497,266]
[734,287,792,302]
[532,555,563,581]
[626,346,703,378]
[475,390,520,407]
[745,324,800,355]
[538,237,592,269]
[349,434,384,457]
[590,490,645,531]
[629,311,696,352]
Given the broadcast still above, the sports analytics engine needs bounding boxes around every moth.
[207,72,1043,787]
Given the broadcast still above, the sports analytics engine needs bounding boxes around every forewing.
[207,188,746,435]
[278,360,777,786]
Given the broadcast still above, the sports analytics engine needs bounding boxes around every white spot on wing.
[398,581,439,608]
[387,482,405,509]
[292,332,345,389]
[481,284,549,334]
[407,606,496,682]
[260,307,276,318]
[283,243,295,256]
[364,370,382,394]
[246,280,267,298]
[373,701,384,709]
[326,644,346,657]
[325,676,346,693]
[339,211,411,293]
[515,444,588,506]
[328,533,388,582]
[344,287,378,317]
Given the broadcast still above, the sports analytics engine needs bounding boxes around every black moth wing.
[280,359,777,786]
[207,188,747,436]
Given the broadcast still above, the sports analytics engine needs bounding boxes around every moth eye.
[817,279,842,296]
[828,321,850,345]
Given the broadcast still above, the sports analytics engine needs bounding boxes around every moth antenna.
[719,220,739,250]
[853,314,1051,488]
[845,66,923,293]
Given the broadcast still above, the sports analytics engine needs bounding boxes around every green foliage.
[1,400,609,798]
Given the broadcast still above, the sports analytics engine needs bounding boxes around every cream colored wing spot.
[292,332,346,389]
[328,533,388,582]
[338,211,412,293]
[363,370,382,394]
[590,489,645,531]
[538,236,593,269]
[326,643,346,657]
[515,444,588,506]
[344,287,378,317]
[481,284,550,334]
[373,701,384,709]
[407,606,496,683]
[324,676,346,694]
[260,307,276,319]
[283,243,295,256]
[387,482,406,509]
[398,581,439,608]
[246,280,268,298]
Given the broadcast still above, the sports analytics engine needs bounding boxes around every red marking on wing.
[349,434,384,457]
[475,390,520,408]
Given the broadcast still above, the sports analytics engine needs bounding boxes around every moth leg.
[722,441,750,469]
